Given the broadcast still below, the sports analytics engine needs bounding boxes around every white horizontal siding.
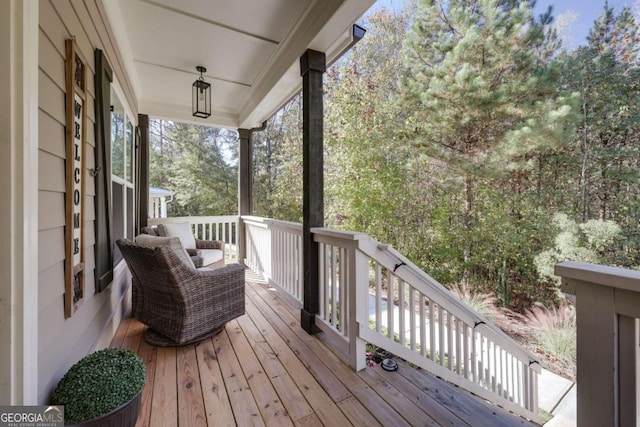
[37,0,138,404]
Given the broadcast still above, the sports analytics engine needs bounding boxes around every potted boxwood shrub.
[51,348,146,426]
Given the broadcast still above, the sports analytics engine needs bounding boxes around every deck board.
[112,269,539,426]
[242,294,351,427]
[364,364,468,426]
[393,362,533,427]
[136,338,157,427]
[215,329,265,427]
[194,338,236,427]
[246,280,415,427]
[226,318,293,427]
[235,313,315,422]
[177,345,207,427]
[150,347,178,427]
[358,366,440,426]
[245,281,353,402]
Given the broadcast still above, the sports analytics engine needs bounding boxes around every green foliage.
[401,0,576,176]
[580,219,623,252]
[524,303,576,372]
[539,409,554,424]
[554,4,640,229]
[394,0,579,298]
[149,120,237,217]
[252,97,303,222]
[111,110,125,179]
[535,213,625,290]
[324,6,412,243]
[51,348,146,424]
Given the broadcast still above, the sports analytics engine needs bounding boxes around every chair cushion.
[197,249,224,267]
[157,222,197,250]
[135,234,196,269]
[141,226,159,236]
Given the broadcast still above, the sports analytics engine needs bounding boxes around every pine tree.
[555,3,640,261]
[324,6,412,243]
[251,95,303,222]
[148,120,237,217]
[399,0,577,281]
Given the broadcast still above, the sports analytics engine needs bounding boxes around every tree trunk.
[462,173,474,285]
[580,91,589,221]
[599,167,608,220]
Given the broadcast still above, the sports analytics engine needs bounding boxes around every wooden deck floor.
[111,270,538,427]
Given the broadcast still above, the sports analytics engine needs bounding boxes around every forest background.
[148,0,640,319]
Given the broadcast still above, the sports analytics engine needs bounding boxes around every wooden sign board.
[64,39,86,318]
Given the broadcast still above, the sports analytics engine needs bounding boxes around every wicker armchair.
[116,239,245,346]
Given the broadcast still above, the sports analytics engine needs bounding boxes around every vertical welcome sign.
[64,39,86,318]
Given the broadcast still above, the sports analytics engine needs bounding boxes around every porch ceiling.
[103,0,375,129]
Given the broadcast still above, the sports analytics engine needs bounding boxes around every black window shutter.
[94,49,113,292]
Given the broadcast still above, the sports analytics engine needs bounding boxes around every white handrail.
[362,238,540,364]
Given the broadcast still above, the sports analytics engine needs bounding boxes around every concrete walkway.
[538,368,576,426]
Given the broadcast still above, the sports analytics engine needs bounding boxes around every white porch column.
[148,200,155,219]
[0,0,39,405]
[160,196,168,218]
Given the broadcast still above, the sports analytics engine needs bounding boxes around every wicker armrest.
[196,262,244,280]
[182,263,245,319]
[195,239,224,250]
[186,248,198,256]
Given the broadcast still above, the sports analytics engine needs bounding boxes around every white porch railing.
[243,216,304,301]
[242,216,541,422]
[555,262,640,427]
[148,215,239,261]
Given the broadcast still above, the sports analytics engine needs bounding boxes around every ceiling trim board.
[141,0,280,45]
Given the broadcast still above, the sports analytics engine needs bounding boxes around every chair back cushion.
[141,226,159,236]
[135,234,195,269]
[157,222,197,250]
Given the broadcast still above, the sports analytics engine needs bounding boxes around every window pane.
[111,92,125,179]
[126,120,133,182]
[112,181,124,265]
[127,187,134,238]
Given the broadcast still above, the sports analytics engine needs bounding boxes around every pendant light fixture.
[192,66,211,118]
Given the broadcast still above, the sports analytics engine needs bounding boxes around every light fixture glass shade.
[192,67,211,118]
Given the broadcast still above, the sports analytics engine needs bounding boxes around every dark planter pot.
[67,390,142,427]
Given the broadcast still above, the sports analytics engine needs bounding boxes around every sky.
[372,0,638,50]
[534,0,636,49]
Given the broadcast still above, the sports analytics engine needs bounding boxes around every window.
[111,88,136,265]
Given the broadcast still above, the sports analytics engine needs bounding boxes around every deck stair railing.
[242,216,541,422]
